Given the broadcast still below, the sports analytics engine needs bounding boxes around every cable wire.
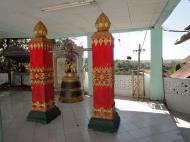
[141,31,148,48]
[162,27,188,32]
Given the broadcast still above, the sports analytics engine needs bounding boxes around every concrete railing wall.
[114,75,132,97]
[164,78,190,114]
[2,71,189,114]
[84,72,150,98]
[85,73,190,114]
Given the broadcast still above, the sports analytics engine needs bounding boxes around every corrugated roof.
[171,55,190,79]
[170,64,190,79]
[175,32,190,45]
[184,24,190,31]
[182,55,190,64]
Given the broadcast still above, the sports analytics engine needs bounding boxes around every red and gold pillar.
[88,13,120,132]
[27,21,60,124]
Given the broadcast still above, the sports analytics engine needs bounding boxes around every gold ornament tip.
[95,12,111,32]
[33,21,48,37]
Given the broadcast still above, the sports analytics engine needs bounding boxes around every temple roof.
[175,32,190,45]
[2,46,29,63]
[175,23,190,45]
[171,55,190,79]
[184,24,190,31]
[182,54,190,64]
[170,64,190,79]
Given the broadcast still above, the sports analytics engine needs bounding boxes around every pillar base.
[88,112,120,133]
[27,106,61,124]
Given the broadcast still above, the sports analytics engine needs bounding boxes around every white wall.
[0,73,8,85]
[12,72,30,85]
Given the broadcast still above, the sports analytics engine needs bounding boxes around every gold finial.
[33,21,48,37]
[95,13,111,32]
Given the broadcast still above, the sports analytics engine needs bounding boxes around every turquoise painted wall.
[87,32,93,96]
[149,0,180,100]
[150,28,163,100]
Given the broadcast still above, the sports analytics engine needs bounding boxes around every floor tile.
[116,131,135,142]
[0,91,187,142]
[137,136,156,142]
[127,128,148,139]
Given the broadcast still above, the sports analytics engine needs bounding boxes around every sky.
[113,31,150,60]
[73,0,190,60]
[162,0,190,60]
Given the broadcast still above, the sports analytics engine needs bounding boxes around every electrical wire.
[141,31,148,48]
[126,0,132,25]
[162,27,188,32]
[140,0,157,48]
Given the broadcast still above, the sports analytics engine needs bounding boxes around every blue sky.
[114,0,190,60]
[162,0,190,60]
[74,0,190,60]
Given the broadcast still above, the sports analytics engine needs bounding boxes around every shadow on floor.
[0,83,31,91]
[169,111,190,142]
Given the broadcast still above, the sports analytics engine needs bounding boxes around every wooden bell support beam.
[27,21,60,124]
[88,13,120,132]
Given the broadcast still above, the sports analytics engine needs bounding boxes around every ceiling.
[0,0,175,38]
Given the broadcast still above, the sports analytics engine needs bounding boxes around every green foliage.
[163,60,181,76]
[84,59,181,76]
[0,38,29,72]
[114,60,150,75]
[84,59,151,75]
[83,58,88,72]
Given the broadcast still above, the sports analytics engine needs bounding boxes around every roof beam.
[49,27,151,39]
[110,27,150,34]
[154,0,180,28]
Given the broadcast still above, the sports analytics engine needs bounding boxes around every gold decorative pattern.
[33,21,48,37]
[95,13,111,32]
[31,79,54,85]
[33,72,52,80]
[32,99,55,112]
[93,107,115,119]
[30,67,53,72]
[92,32,113,46]
[93,67,113,87]
[29,42,53,50]
[30,67,53,85]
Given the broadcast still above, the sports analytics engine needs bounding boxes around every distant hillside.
[163,59,182,63]
[114,59,182,75]
[84,58,182,75]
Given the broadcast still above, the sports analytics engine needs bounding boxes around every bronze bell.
[59,62,83,103]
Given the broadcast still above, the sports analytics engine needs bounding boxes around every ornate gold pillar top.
[33,21,48,38]
[95,13,111,32]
